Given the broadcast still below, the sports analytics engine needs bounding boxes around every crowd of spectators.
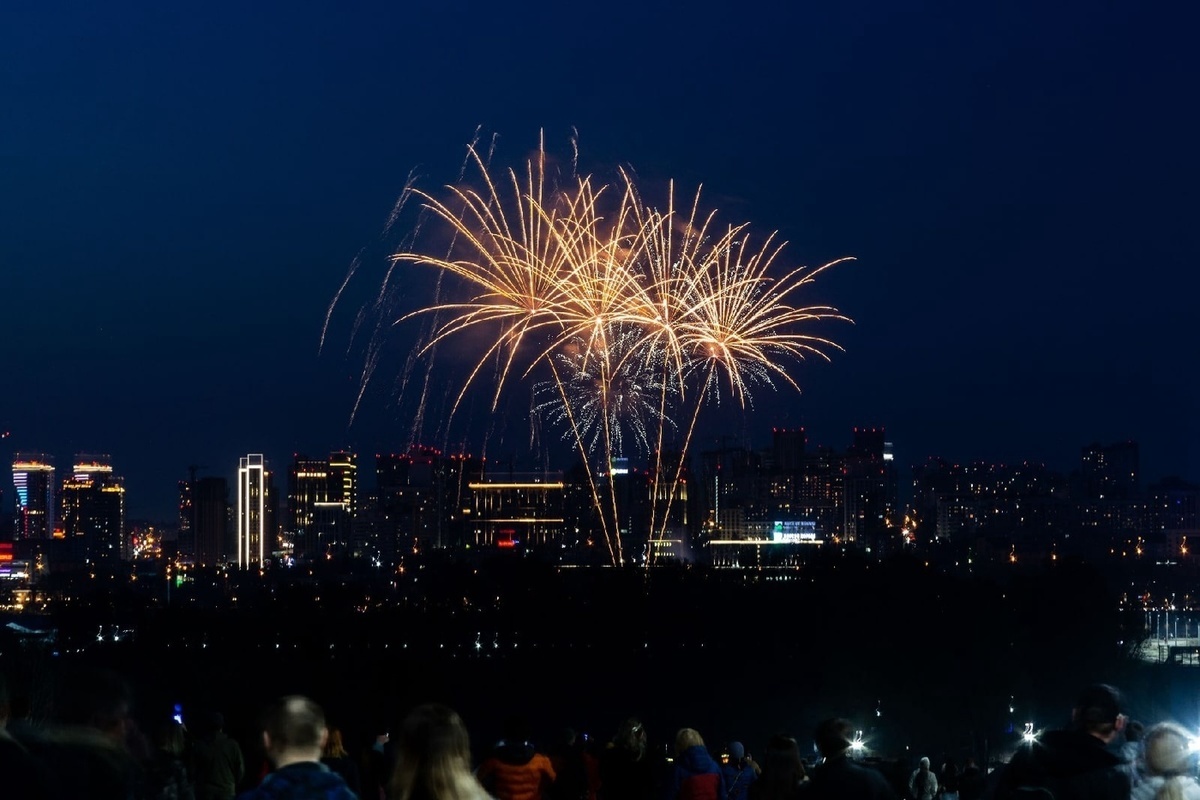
[1,672,1197,800]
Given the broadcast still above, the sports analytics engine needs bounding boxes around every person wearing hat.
[803,718,896,799]
[722,741,759,800]
[1131,722,1200,800]
[995,683,1131,800]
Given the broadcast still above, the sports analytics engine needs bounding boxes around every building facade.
[12,454,55,542]
[237,454,271,569]
[59,455,126,564]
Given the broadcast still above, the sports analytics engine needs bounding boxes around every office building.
[59,455,126,563]
[287,451,358,560]
[12,454,55,541]
[194,476,230,566]
[237,454,271,569]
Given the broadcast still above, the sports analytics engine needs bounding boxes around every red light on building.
[0,543,12,563]
[496,539,517,549]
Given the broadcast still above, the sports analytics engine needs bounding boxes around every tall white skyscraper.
[237,454,268,569]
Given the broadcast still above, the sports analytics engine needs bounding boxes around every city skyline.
[4,427,1194,525]
[3,1,1198,525]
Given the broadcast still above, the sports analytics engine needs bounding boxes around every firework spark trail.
[460,126,483,182]
[322,172,421,356]
[349,333,383,425]
[638,187,747,544]
[383,170,421,236]
[378,133,850,564]
[645,225,854,551]
[322,251,363,356]
[545,356,620,565]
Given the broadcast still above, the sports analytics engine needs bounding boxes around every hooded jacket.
[671,745,726,800]
[478,740,557,800]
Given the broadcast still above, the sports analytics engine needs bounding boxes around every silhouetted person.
[547,728,589,800]
[193,711,246,800]
[909,757,938,800]
[939,757,960,800]
[801,718,897,800]
[0,671,52,800]
[1124,720,1147,789]
[20,668,145,800]
[323,727,361,795]
[749,735,805,800]
[599,717,656,800]
[146,719,196,800]
[995,683,1131,800]
[958,758,985,800]
[477,717,556,800]
[238,695,357,800]
[362,726,393,800]
[389,704,491,800]
[668,728,725,800]
[723,741,760,800]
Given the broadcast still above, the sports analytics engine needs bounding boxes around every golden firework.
[386,134,851,565]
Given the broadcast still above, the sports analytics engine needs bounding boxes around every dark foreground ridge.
[0,553,1194,799]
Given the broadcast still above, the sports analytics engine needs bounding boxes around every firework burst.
[532,325,679,459]
[339,133,851,565]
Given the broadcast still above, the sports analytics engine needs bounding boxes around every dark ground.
[2,552,1190,777]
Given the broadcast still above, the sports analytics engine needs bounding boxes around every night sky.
[3,0,1198,521]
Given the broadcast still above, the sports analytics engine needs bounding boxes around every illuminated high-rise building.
[60,455,126,563]
[843,427,894,546]
[374,448,484,555]
[470,473,566,548]
[178,479,194,558]
[12,454,56,541]
[328,451,357,519]
[288,456,329,558]
[324,450,356,556]
[237,454,269,569]
[287,451,357,560]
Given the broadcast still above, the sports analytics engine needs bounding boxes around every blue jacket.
[721,762,756,800]
[671,746,726,800]
[237,761,358,800]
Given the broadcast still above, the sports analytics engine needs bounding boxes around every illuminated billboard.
[771,520,818,542]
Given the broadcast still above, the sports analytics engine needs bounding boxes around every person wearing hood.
[908,758,938,800]
[994,683,1131,800]
[723,741,760,800]
[236,695,357,800]
[477,719,556,800]
[669,728,726,800]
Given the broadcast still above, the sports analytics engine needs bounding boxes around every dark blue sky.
[3,0,1198,521]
